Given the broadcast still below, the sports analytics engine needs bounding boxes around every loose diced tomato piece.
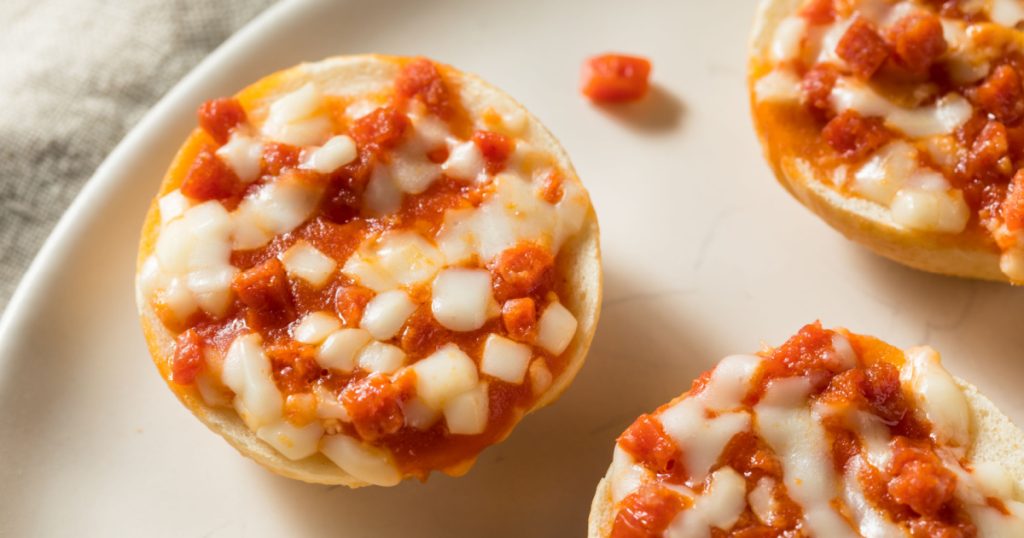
[1005,170,1024,231]
[887,13,947,73]
[969,64,1024,124]
[180,148,242,201]
[261,142,302,176]
[197,97,247,145]
[472,130,515,174]
[395,58,453,118]
[171,329,204,385]
[799,0,835,24]
[823,110,891,160]
[350,106,409,152]
[888,437,958,517]
[581,54,652,103]
[801,63,840,117]
[618,414,685,480]
[501,297,537,342]
[232,258,295,331]
[611,483,685,538]
[335,284,375,327]
[490,242,555,301]
[835,18,889,79]
[342,373,408,441]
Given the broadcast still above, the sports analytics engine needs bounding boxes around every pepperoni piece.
[171,329,204,385]
[618,414,686,481]
[501,297,537,342]
[350,106,410,152]
[822,110,891,161]
[265,341,321,395]
[610,483,685,538]
[799,0,835,24]
[180,148,243,201]
[261,142,302,176]
[197,97,247,145]
[341,373,408,441]
[887,12,947,73]
[1004,170,1024,231]
[801,63,840,117]
[232,258,295,332]
[335,284,375,327]
[490,242,555,301]
[581,54,652,103]
[472,130,515,174]
[835,18,890,80]
[888,437,958,517]
[395,58,453,119]
[968,64,1024,125]
[537,169,565,204]
[963,120,1011,183]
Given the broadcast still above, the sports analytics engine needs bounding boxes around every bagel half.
[136,55,601,486]
[749,0,1024,284]
[588,323,1024,537]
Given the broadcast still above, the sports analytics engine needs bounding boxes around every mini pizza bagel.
[750,0,1024,283]
[136,55,601,486]
[589,323,1024,537]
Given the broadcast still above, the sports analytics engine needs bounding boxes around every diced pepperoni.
[341,373,408,441]
[822,110,891,161]
[501,297,537,342]
[886,13,947,73]
[427,147,449,164]
[581,54,652,104]
[799,0,835,24]
[906,520,976,538]
[335,284,375,327]
[862,361,908,423]
[472,130,515,174]
[265,341,321,394]
[758,322,844,394]
[968,64,1024,124]
[490,242,555,301]
[232,258,295,332]
[350,106,409,152]
[538,169,565,203]
[180,148,243,201]
[400,306,450,356]
[963,120,1011,182]
[801,63,840,117]
[1004,170,1024,231]
[395,58,453,119]
[171,329,204,385]
[610,483,685,538]
[618,414,685,480]
[888,437,958,517]
[197,97,247,145]
[261,142,302,176]
[835,18,890,80]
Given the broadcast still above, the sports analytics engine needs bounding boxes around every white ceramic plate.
[3,0,1024,535]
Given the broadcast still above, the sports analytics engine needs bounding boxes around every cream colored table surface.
[1,0,1022,536]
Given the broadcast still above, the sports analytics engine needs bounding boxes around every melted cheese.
[443,140,486,182]
[891,186,970,233]
[356,341,407,374]
[316,328,372,373]
[480,334,532,384]
[665,467,747,538]
[216,132,263,183]
[754,377,858,537]
[261,82,331,147]
[771,16,808,63]
[443,382,489,435]
[659,398,751,485]
[342,231,445,292]
[991,0,1024,27]
[279,240,336,288]
[292,311,342,344]
[409,344,479,410]
[256,420,323,461]
[536,301,578,355]
[842,457,910,538]
[158,189,191,225]
[609,446,653,504]
[222,334,283,428]
[232,172,323,250]
[900,346,970,448]
[431,268,495,332]
[831,79,973,138]
[302,134,356,174]
[360,290,417,340]
[754,70,802,103]
[320,434,402,486]
[853,141,920,205]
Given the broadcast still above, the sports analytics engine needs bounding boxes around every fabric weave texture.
[0,0,274,313]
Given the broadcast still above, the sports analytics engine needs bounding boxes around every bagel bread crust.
[748,0,1011,284]
[586,333,1024,536]
[136,55,601,486]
